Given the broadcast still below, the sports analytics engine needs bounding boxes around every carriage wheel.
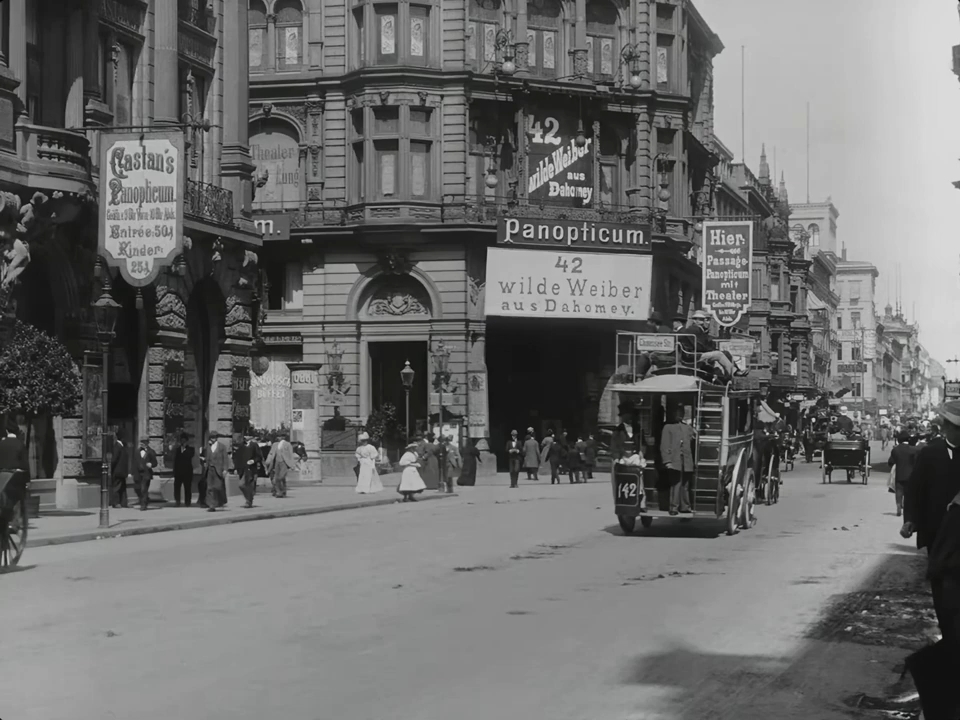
[773,475,781,504]
[727,467,743,537]
[862,465,870,485]
[0,500,28,569]
[640,516,654,529]
[740,468,757,529]
[765,455,776,506]
[618,515,636,535]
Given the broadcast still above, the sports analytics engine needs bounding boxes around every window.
[264,261,304,311]
[351,105,436,202]
[808,223,820,247]
[598,129,620,206]
[656,36,673,91]
[850,281,861,300]
[851,311,861,327]
[467,0,502,68]
[837,346,843,361]
[251,118,303,210]
[275,0,304,69]
[852,345,862,361]
[527,0,561,77]
[376,5,399,63]
[467,109,501,201]
[751,268,762,299]
[769,271,780,302]
[0,0,9,68]
[586,0,617,78]
[837,315,842,330]
[409,5,429,66]
[249,0,267,70]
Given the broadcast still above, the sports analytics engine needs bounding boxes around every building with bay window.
[248,0,724,473]
[0,0,261,509]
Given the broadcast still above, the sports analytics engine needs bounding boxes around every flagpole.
[806,101,811,203]
[741,46,745,162]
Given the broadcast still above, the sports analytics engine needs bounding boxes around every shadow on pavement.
[619,552,934,720]
[600,521,726,540]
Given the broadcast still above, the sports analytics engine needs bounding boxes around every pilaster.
[154,0,180,125]
[64,5,85,129]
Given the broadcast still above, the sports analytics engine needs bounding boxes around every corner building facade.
[248,0,723,470]
[0,1,260,508]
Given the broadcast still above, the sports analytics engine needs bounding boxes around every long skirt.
[398,467,427,494]
[421,454,440,490]
[356,462,383,494]
[205,469,227,509]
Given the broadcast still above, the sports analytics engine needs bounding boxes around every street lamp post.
[431,340,453,494]
[400,360,415,442]
[92,288,121,530]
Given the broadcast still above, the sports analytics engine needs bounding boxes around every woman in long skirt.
[397,442,427,501]
[354,432,383,494]
[458,439,481,486]
[420,433,441,489]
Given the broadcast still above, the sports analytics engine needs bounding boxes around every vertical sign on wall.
[289,364,321,482]
[701,221,753,327]
[98,131,184,287]
[163,360,185,467]
[525,109,594,208]
[231,366,252,440]
[467,371,488,439]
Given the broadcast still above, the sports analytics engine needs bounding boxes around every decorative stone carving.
[252,354,270,376]
[368,290,428,317]
[155,283,187,331]
[309,144,321,177]
[379,91,390,105]
[573,48,589,78]
[224,293,252,340]
[308,187,321,201]
[467,276,485,309]
[377,252,411,276]
[417,91,428,106]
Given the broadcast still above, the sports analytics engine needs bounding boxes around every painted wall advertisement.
[945,381,960,400]
[701,221,753,327]
[250,124,301,210]
[484,247,652,320]
[467,371,488,438]
[98,131,184,287]
[526,110,593,208]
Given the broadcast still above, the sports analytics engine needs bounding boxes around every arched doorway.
[185,278,226,446]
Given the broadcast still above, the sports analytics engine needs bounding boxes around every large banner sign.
[497,217,649,254]
[484,247,652,320]
[526,110,593,208]
[702,221,753,327]
[98,131,184,287]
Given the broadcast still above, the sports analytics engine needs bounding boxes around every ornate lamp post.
[431,340,453,493]
[92,288,121,529]
[400,360,415,442]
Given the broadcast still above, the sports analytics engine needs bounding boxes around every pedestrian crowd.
[504,427,596,488]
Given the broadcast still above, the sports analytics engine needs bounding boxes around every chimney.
[842,246,847,261]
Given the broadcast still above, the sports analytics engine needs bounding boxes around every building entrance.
[486,318,618,469]
[368,341,428,440]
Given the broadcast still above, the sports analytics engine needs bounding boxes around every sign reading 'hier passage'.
[701,221,753,327]
[484,247,652,320]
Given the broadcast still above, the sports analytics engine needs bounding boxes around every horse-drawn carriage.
[608,332,761,536]
[0,468,29,568]
[822,438,870,484]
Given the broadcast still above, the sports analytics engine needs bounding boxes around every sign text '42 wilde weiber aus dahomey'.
[701,221,753,327]
[98,131,185,288]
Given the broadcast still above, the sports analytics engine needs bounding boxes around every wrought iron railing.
[179,0,215,34]
[184,178,234,226]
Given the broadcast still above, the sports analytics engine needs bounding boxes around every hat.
[358,432,370,442]
[208,430,220,439]
[526,427,535,434]
[692,309,709,320]
[511,429,518,436]
[673,314,688,324]
[939,400,960,426]
[140,437,150,445]
[406,441,419,450]
[648,311,664,324]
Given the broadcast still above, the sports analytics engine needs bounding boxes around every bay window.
[467,0,503,69]
[249,0,267,70]
[275,0,304,69]
[586,0,618,79]
[355,1,435,67]
[98,30,139,127]
[598,129,621,206]
[350,105,437,202]
[527,0,561,78]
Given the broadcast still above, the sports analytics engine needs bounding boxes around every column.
[83,0,100,102]
[154,0,180,125]
[514,0,528,73]
[288,363,321,483]
[221,0,256,226]
[265,14,277,73]
[465,328,496,476]
[572,0,587,77]
[64,5,85,128]
[9,0,26,112]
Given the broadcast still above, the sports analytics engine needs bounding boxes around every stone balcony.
[10,123,93,195]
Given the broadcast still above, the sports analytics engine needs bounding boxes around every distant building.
[788,200,839,257]
[835,254,880,413]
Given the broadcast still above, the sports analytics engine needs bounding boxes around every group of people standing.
[505,428,597,488]
[108,429,300,513]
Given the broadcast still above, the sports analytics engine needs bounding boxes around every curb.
[28,492,458,549]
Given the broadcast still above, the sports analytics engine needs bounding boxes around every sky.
[695,0,960,365]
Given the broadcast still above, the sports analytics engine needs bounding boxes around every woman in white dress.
[397,441,427,501]
[355,433,383,494]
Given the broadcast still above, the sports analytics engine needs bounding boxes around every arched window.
[467,0,502,68]
[527,0,561,78]
[598,128,621,206]
[791,223,803,242]
[808,223,820,246]
[586,0,617,78]
[249,118,302,210]
[275,0,304,70]
[249,0,267,70]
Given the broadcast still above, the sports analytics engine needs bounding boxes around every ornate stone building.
[0,0,261,508]
[247,0,725,471]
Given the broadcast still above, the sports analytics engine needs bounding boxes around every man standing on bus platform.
[661,407,695,515]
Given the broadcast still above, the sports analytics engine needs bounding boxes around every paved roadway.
[1,460,926,720]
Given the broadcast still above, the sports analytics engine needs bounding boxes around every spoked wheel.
[765,455,777,506]
[862,466,870,485]
[740,468,757,529]
[772,475,781,504]
[618,515,636,535]
[0,500,27,570]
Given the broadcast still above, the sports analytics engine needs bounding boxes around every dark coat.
[137,445,158,480]
[888,443,919,485]
[905,438,960,551]
[233,441,262,476]
[0,435,28,473]
[111,440,133,479]
[610,423,642,461]
[584,438,597,467]
[505,438,523,471]
[566,442,583,471]
[172,444,195,478]
[546,440,564,466]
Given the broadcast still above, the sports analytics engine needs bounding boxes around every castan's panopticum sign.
[497,217,649,254]
[98,131,184,287]
[701,221,753,327]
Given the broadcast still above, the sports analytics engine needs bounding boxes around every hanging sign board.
[701,221,753,327]
[98,131,184,287]
[945,381,960,401]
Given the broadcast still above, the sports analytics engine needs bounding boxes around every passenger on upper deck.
[681,310,745,382]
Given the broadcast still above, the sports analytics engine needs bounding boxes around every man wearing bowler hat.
[901,399,960,718]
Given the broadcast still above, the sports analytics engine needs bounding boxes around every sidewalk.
[28,484,457,548]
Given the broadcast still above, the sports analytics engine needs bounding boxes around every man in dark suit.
[661,407,696,515]
[136,438,158,511]
[888,430,919,517]
[505,429,522,489]
[902,400,960,708]
[171,432,195,507]
[0,418,28,473]
[233,431,262,509]
[110,430,132,508]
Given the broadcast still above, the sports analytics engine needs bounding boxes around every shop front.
[483,217,653,467]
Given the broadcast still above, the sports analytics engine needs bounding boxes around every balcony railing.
[185,179,234,226]
[179,0,215,34]
[18,123,90,175]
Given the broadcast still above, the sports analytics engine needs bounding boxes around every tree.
[0,320,82,452]
[365,403,405,450]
